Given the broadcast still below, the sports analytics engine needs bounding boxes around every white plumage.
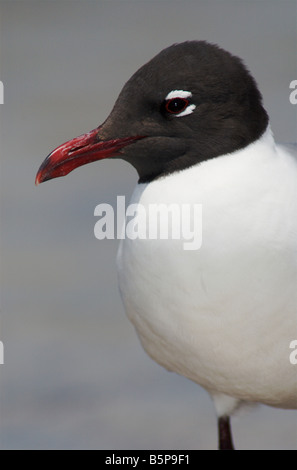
[117,126,297,417]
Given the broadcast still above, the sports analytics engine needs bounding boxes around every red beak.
[35,127,145,185]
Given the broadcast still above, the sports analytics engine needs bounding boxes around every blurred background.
[0,0,296,450]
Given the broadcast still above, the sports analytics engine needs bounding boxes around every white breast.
[117,127,297,410]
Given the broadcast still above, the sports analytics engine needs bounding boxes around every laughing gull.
[36,41,297,450]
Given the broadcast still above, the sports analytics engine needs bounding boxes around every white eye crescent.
[165,90,192,100]
[164,90,196,117]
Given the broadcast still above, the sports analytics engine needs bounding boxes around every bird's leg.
[218,416,235,450]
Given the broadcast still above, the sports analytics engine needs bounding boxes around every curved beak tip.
[35,127,145,186]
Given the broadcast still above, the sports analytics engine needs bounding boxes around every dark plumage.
[99,41,268,182]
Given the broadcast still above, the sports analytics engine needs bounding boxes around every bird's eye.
[163,90,196,118]
[165,98,189,115]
